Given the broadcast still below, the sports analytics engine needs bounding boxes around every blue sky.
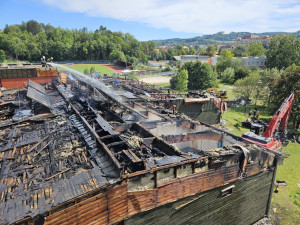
[0,0,299,41]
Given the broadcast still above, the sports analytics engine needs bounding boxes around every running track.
[102,64,125,73]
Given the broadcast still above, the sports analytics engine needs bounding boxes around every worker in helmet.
[256,111,260,118]
[41,56,46,67]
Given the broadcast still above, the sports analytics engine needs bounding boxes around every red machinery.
[242,93,295,151]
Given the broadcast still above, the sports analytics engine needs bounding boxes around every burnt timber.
[0,66,283,225]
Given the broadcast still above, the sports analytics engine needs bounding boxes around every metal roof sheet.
[28,79,47,94]
[27,86,52,108]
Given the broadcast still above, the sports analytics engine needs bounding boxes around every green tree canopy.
[265,34,300,69]
[0,20,178,62]
[234,71,260,100]
[170,69,188,92]
[234,67,250,81]
[220,49,234,58]
[233,45,248,57]
[259,68,282,106]
[109,49,126,62]
[220,67,235,84]
[206,45,216,57]
[216,57,243,74]
[269,64,300,127]
[0,50,6,62]
[181,61,216,90]
[90,66,96,74]
[84,68,90,75]
[248,42,265,57]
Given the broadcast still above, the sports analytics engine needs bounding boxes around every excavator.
[242,93,295,151]
[207,88,228,99]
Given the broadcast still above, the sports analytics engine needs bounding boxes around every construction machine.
[242,93,295,151]
[207,88,228,99]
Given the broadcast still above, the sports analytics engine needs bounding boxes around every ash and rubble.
[0,68,281,224]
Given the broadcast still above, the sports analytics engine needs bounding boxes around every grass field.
[221,109,251,136]
[156,83,171,89]
[271,142,300,224]
[57,64,116,76]
[222,109,300,224]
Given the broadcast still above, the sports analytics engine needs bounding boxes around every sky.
[0,0,299,41]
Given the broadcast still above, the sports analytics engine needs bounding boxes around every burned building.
[0,68,282,225]
[0,64,58,89]
[111,78,226,125]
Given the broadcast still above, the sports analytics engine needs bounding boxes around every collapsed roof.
[0,73,282,224]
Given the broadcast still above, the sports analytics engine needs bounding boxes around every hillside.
[0,20,157,62]
[153,31,300,47]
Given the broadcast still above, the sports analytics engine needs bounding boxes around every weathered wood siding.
[44,164,242,225]
[125,171,274,225]
[44,163,270,225]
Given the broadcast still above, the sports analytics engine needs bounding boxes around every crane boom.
[263,93,294,138]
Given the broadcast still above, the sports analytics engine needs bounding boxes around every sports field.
[57,64,116,76]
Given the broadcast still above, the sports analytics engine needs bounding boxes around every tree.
[206,45,215,57]
[0,50,6,62]
[189,47,196,55]
[109,49,126,62]
[220,49,234,58]
[259,68,282,107]
[0,20,170,62]
[269,64,300,128]
[234,71,260,100]
[175,69,188,92]
[234,67,250,81]
[181,61,216,90]
[26,20,42,35]
[170,75,178,90]
[163,65,172,72]
[220,67,235,84]
[248,42,265,56]
[141,54,148,64]
[216,57,243,74]
[90,66,96,74]
[265,34,300,69]
[84,68,90,75]
[233,45,248,57]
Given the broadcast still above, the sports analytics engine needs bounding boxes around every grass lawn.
[221,104,273,136]
[221,109,250,136]
[57,64,116,76]
[222,109,300,224]
[271,142,300,224]
[156,83,171,89]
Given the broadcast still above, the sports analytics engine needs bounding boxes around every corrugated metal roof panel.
[27,86,52,108]
[28,79,47,94]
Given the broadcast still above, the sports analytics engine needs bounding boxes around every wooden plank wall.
[44,164,246,225]
[44,184,127,225]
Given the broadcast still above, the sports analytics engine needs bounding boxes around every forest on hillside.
[0,20,163,62]
[154,31,300,47]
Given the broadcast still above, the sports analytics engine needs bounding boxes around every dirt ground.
[139,76,171,84]
[102,64,124,73]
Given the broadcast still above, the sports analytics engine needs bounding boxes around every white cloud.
[42,0,300,33]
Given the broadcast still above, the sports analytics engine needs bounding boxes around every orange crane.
[242,93,295,151]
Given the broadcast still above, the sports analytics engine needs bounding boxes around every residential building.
[239,56,266,69]
[218,45,234,52]
[172,55,210,67]
[236,35,273,47]
[210,56,266,69]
